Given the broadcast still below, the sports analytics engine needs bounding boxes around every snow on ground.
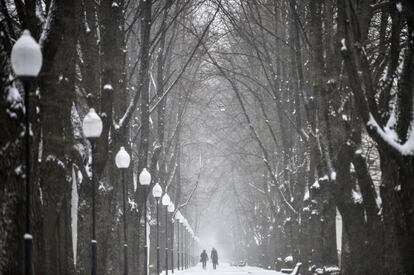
[160,263,285,275]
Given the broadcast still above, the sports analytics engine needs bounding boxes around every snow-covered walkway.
[162,263,286,275]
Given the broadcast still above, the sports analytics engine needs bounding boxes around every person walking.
[211,248,218,270]
[200,249,209,270]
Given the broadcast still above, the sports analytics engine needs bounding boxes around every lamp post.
[175,211,182,270]
[82,108,103,275]
[183,226,186,269]
[188,229,192,267]
[183,225,187,269]
[185,226,189,269]
[11,29,43,275]
[152,183,163,275]
[168,203,175,273]
[139,168,151,275]
[179,217,185,270]
[162,194,171,275]
[115,147,131,275]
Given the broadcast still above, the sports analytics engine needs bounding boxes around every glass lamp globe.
[152,182,162,199]
[162,193,171,206]
[175,211,182,221]
[82,108,103,138]
[115,146,130,168]
[167,202,175,213]
[139,168,151,186]
[11,30,43,77]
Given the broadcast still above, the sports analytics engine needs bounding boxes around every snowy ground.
[161,263,285,275]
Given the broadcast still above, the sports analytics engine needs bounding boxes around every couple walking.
[200,248,219,270]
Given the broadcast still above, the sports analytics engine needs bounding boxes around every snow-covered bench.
[280,263,302,275]
[310,265,340,275]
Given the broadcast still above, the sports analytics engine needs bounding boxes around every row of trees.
[182,1,413,275]
[0,0,213,274]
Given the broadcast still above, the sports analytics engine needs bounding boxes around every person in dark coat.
[211,248,218,269]
[200,249,209,270]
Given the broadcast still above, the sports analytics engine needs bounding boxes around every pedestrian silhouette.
[200,249,209,270]
[211,248,218,269]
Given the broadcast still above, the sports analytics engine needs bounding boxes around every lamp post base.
[24,234,33,275]
[91,240,97,275]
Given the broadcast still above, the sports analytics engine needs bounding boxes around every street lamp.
[82,108,103,275]
[185,224,189,269]
[179,216,185,270]
[188,227,193,267]
[167,203,175,273]
[139,168,151,186]
[11,29,43,275]
[139,168,151,275]
[175,211,182,270]
[152,183,163,275]
[115,147,131,275]
[162,194,171,275]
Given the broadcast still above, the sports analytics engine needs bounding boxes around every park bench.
[310,265,340,275]
[280,262,302,275]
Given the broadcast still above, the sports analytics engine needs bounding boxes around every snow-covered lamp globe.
[152,182,162,200]
[167,202,175,213]
[82,108,103,138]
[139,168,151,186]
[11,30,43,78]
[175,210,182,221]
[162,193,171,206]
[115,147,131,168]
[12,29,44,274]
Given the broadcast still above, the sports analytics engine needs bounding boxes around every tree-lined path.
[163,263,291,275]
[1,1,414,275]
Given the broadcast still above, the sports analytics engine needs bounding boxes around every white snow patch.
[319,174,329,181]
[7,86,22,103]
[367,113,414,156]
[375,194,382,209]
[396,2,402,12]
[99,183,106,191]
[133,171,137,192]
[128,197,137,210]
[330,171,337,181]
[311,180,320,190]
[103,84,113,90]
[46,154,65,169]
[303,187,310,201]
[340,38,347,51]
[284,255,293,262]
[77,170,83,184]
[352,189,363,204]
[15,165,24,177]
[384,112,398,142]
[85,155,92,179]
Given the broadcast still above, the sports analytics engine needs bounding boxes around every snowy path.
[163,263,285,275]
